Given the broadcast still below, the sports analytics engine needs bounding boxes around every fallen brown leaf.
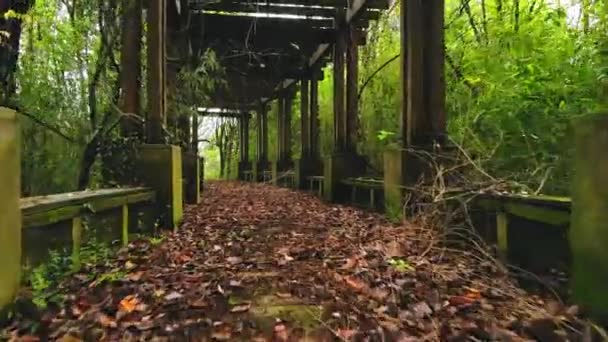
[344,276,368,292]
[273,323,289,341]
[118,295,140,313]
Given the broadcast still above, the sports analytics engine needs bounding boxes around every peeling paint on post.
[0,107,20,311]
[571,114,608,322]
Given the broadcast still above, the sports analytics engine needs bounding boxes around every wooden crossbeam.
[203,12,335,29]
[189,0,389,10]
[196,3,381,20]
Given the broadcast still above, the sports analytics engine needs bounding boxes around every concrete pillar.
[145,0,166,144]
[384,0,446,217]
[0,108,20,312]
[137,145,183,230]
[182,151,200,204]
[120,0,143,137]
[571,114,608,322]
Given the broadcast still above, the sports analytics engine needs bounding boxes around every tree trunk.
[0,0,34,105]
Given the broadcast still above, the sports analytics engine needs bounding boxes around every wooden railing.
[20,187,156,268]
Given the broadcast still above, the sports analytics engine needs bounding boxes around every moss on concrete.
[0,108,21,311]
[323,153,365,202]
[182,152,200,204]
[137,145,183,230]
[571,113,608,321]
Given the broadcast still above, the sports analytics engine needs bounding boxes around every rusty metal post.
[120,0,142,137]
[146,0,167,144]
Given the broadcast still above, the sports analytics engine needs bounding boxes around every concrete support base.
[253,160,270,182]
[383,148,430,219]
[238,161,252,181]
[199,157,205,192]
[571,114,608,322]
[137,145,183,230]
[0,108,20,312]
[272,159,293,187]
[294,158,323,190]
[323,153,365,202]
[182,151,200,204]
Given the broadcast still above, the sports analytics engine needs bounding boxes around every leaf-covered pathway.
[5,182,587,341]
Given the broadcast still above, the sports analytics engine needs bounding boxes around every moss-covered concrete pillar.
[137,145,183,229]
[182,151,200,204]
[0,108,20,312]
[571,114,608,322]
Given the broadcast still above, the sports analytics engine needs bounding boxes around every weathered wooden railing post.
[324,10,365,201]
[138,0,183,230]
[383,0,446,219]
[571,114,608,322]
[253,103,270,182]
[238,112,251,180]
[0,108,20,313]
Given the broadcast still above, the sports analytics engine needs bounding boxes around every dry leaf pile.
[2,181,594,341]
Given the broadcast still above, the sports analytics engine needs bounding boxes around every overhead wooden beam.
[189,0,389,10]
[203,13,334,29]
[197,3,381,20]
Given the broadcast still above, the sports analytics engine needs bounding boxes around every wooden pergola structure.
[117,0,446,215]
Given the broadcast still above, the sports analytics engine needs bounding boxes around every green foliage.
[313,1,606,195]
[25,237,112,308]
[388,258,414,273]
[17,0,121,194]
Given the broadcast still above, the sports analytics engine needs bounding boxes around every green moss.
[504,202,570,226]
[248,295,322,331]
[571,114,608,320]
[0,108,21,311]
[137,145,183,230]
